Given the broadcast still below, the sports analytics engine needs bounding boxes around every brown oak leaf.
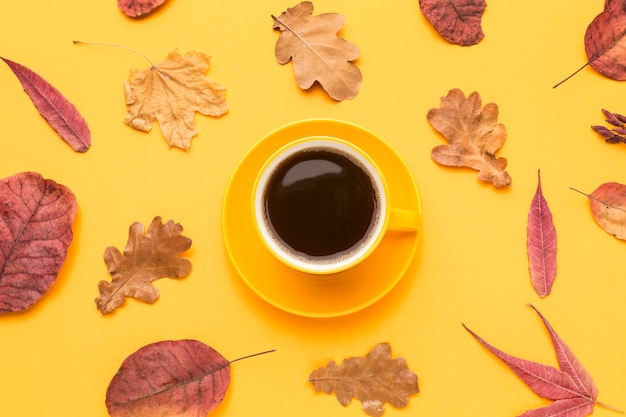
[95,217,192,314]
[427,88,511,187]
[419,0,487,46]
[272,1,362,101]
[308,343,419,417]
[124,50,228,150]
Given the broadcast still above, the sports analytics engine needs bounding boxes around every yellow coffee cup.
[252,137,419,275]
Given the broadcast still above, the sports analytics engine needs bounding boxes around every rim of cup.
[252,137,389,275]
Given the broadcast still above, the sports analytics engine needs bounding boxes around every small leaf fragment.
[0,172,77,313]
[309,343,419,416]
[118,0,167,17]
[427,88,511,187]
[124,50,228,150]
[572,182,626,240]
[95,216,192,314]
[106,340,230,417]
[527,170,557,298]
[272,1,362,101]
[1,57,91,152]
[419,0,487,46]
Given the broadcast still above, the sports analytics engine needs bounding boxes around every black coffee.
[264,149,378,259]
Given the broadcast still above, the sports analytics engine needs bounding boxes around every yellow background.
[1,0,625,416]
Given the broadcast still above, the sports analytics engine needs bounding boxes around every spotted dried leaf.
[309,343,419,416]
[95,217,192,314]
[118,0,168,17]
[571,182,626,240]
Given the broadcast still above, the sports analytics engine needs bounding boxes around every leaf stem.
[230,348,276,364]
[596,400,625,413]
[553,62,589,88]
[569,187,589,197]
[73,40,155,67]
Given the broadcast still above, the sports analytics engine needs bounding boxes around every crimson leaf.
[0,172,77,313]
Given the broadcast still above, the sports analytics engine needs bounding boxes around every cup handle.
[387,208,421,232]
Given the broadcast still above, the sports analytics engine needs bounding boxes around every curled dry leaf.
[427,88,511,187]
[527,170,557,298]
[571,182,626,240]
[95,216,192,314]
[0,172,77,313]
[118,0,167,17]
[124,50,228,150]
[464,304,620,417]
[309,343,419,417]
[1,57,91,152]
[272,1,362,101]
[106,340,230,417]
[419,0,487,46]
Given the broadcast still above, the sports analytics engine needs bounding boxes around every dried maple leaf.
[118,0,167,17]
[95,216,192,314]
[1,57,90,152]
[571,182,626,240]
[124,50,228,150]
[419,0,487,46]
[0,172,77,313]
[272,1,362,101]
[427,88,511,187]
[527,170,557,298]
[464,304,621,417]
[308,343,419,417]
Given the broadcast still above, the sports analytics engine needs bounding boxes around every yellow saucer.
[221,119,422,318]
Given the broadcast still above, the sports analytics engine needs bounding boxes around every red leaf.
[118,0,167,17]
[1,57,91,152]
[584,0,626,80]
[419,0,486,46]
[572,182,626,240]
[527,170,557,298]
[106,340,231,417]
[0,172,77,313]
[463,305,617,417]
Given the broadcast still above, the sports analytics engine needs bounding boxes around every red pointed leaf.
[0,172,77,313]
[1,57,91,152]
[528,305,598,400]
[463,324,581,400]
[118,0,168,17]
[584,0,626,80]
[419,0,486,46]
[520,397,594,417]
[106,340,231,417]
[527,170,557,298]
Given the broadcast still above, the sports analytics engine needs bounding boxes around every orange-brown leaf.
[95,217,192,314]
[273,1,362,101]
[572,182,626,240]
[124,50,228,150]
[309,343,419,417]
[427,88,511,187]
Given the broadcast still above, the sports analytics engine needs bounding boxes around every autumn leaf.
[419,0,487,46]
[106,340,274,417]
[0,172,77,313]
[118,0,167,17]
[571,182,626,240]
[427,88,511,187]
[95,216,192,314]
[527,170,557,298]
[464,304,621,417]
[554,0,626,87]
[591,108,626,144]
[1,57,91,152]
[308,343,419,417]
[272,1,362,101]
[124,49,228,150]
